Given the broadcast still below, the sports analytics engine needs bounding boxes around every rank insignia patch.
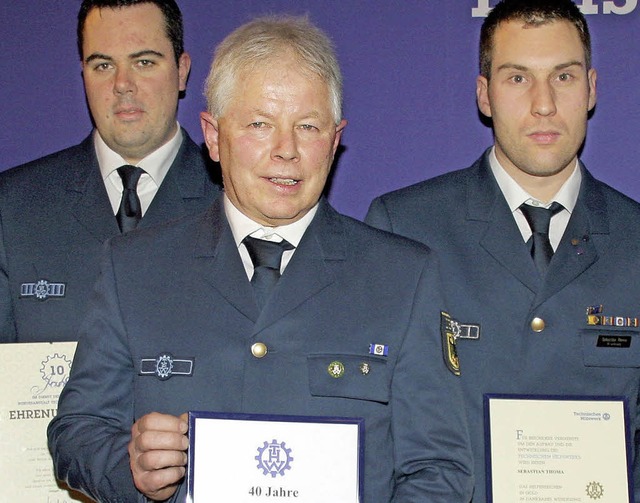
[440,312,461,376]
[139,353,194,380]
[20,279,66,301]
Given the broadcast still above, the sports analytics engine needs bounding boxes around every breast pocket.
[581,328,640,368]
[308,354,390,404]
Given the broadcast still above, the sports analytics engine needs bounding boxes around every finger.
[134,448,188,472]
[135,412,187,435]
[132,428,189,455]
[133,465,185,501]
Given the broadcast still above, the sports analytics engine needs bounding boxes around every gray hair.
[204,15,343,125]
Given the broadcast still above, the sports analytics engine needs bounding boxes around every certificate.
[0,342,91,502]
[485,394,632,502]
[187,411,364,503]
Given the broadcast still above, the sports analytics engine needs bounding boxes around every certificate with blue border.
[484,394,633,502]
[186,411,364,503]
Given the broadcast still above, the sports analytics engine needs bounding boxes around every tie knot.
[520,202,563,235]
[116,165,145,233]
[117,165,144,190]
[243,236,294,270]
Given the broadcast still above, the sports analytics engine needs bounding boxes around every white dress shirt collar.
[488,147,582,250]
[223,193,318,278]
[94,124,183,214]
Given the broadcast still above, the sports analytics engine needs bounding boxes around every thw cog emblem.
[40,353,73,388]
[155,354,174,379]
[255,439,293,478]
[586,481,604,499]
[34,280,50,300]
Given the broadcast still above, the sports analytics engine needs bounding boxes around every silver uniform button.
[530,317,546,333]
[251,342,268,358]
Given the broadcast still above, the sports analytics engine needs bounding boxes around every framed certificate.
[187,411,364,503]
[0,341,91,502]
[484,394,633,502]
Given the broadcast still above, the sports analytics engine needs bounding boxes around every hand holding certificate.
[485,394,632,502]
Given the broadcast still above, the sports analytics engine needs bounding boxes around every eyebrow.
[249,109,323,121]
[85,49,165,64]
[495,60,585,73]
[249,108,274,120]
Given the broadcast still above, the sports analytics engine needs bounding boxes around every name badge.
[596,335,632,348]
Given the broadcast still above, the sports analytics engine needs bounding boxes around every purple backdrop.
[1,1,638,219]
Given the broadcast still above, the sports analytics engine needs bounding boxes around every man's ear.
[476,75,492,118]
[200,112,220,162]
[178,52,191,92]
[587,68,597,112]
[333,119,348,153]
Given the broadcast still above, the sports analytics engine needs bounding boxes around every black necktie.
[243,236,294,309]
[520,202,563,274]
[116,165,144,233]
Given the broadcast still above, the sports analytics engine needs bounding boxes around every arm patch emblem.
[440,311,460,376]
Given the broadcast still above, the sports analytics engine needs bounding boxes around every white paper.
[188,414,362,503]
[0,341,91,502]
[487,396,630,502]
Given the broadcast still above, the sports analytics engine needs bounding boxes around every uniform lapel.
[471,154,540,293]
[471,156,606,306]
[68,136,120,242]
[139,130,213,229]
[254,200,345,332]
[535,167,604,305]
[193,199,259,322]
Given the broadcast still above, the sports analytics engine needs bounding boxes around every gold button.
[530,317,545,333]
[251,342,268,358]
[327,361,345,378]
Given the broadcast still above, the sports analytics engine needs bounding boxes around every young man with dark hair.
[0,0,220,343]
[367,1,640,500]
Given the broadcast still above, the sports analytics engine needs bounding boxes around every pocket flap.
[581,328,640,368]
[308,354,390,403]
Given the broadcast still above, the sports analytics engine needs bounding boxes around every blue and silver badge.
[20,279,66,301]
[139,353,194,380]
[368,343,388,356]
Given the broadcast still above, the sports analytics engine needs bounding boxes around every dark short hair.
[479,0,591,78]
[77,0,184,63]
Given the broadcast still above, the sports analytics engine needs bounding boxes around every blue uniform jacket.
[0,130,220,342]
[48,198,474,502]
[366,150,640,503]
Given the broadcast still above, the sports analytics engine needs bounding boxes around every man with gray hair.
[48,15,473,502]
